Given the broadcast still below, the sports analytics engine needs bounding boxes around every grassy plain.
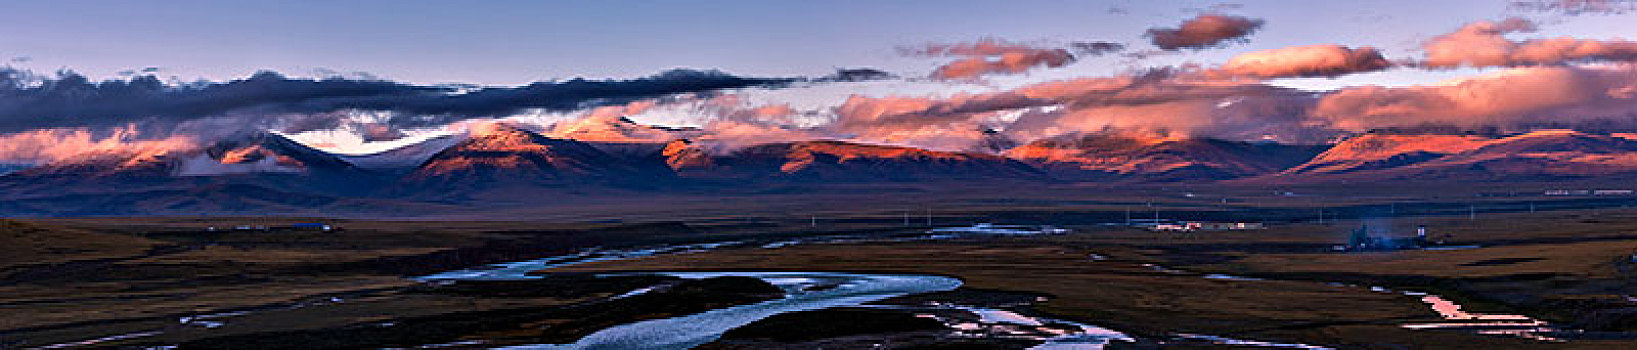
[8,183,1637,348]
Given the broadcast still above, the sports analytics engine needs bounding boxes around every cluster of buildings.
[1344,224,1446,251]
[1544,189,1635,196]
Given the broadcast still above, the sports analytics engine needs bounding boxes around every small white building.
[1153,223,1191,231]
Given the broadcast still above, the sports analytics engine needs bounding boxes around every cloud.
[1313,64,1637,131]
[0,67,811,163]
[543,100,689,142]
[827,93,1052,150]
[1070,41,1127,56]
[930,52,1076,80]
[1211,45,1394,79]
[1011,75,1325,143]
[815,68,897,82]
[822,63,1629,149]
[648,96,834,153]
[801,69,1332,150]
[0,125,198,164]
[320,60,1637,155]
[355,123,406,142]
[907,38,1077,80]
[908,39,1050,57]
[21,10,1637,162]
[390,52,1632,155]
[1510,0,1637,15]
[1420,18,1535,69]
[694,119,832,153]
[525,63,1637,153]
[1145,14,1265,50]
[1420,17,1637,68]
[0,67,799,135]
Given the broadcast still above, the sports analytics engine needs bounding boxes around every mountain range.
[1005,133,1327,182]
[7,117,1637,215]
[1265,129,1637,182]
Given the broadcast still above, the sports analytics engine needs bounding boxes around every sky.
[4,0,1623,86]
[3,0,1637,161]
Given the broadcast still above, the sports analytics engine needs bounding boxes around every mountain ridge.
[13,126,1637,215]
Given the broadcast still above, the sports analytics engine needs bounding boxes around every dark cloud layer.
[816,68,897,82]
[1070,41,1127,56]
[1145,14,1265,50]
[0,68,799,134]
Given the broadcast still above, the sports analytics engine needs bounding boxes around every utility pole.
[811,216,816,227]
[904,212,910,226]
[1470,204,1476,221]
[1125,207,1131,226]
[925,208,932,227]
[1529,202,1536,213]
[1318,208,1324,225]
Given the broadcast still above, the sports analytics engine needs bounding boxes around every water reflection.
[1173,333,1335,349]
[499,272,962,350]
[935,304,1134,349]
[1399,294,1564,341]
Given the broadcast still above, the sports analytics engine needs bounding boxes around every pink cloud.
[1314,64,1637,130]
[908,38,1077,80]
[0,125,199,164]
[1212,45,1394,79]
[1421,17,1637,68]
[544,100,686,142]
[931,50,1076,80]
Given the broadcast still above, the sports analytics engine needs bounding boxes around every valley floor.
[7,192,1637,348]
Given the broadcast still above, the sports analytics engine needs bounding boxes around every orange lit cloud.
[931,51,1076,80]
[909,38,1077,80]
[1212,45,1394,79]
[1314,65,1637,130]
[544,100,684,142]
[693,119,830,153]
[1422,17,1637,68]
[1012,77,1321,143]
[0,125,198,164]
[821,71,1326,149]
[829,93,1050,150]
[485,52,1637,154]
